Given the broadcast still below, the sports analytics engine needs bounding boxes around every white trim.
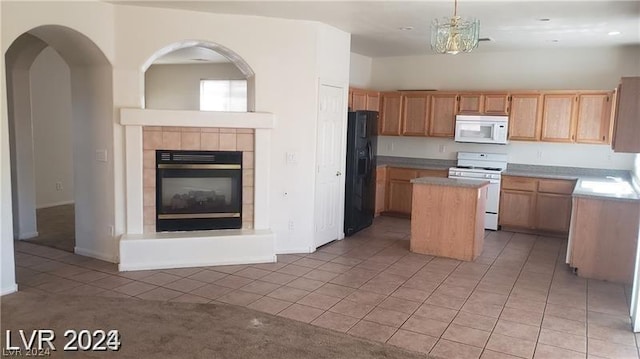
[120,109,275,129]
[276,247,315,255]
[119,230,275,271]
[125,125,143,234]
[17,231,38,240]
[74,246,118,263]
[36,200,74,209]
[1,284,18,296]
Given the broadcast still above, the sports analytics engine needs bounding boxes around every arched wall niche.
[142,40,256,112]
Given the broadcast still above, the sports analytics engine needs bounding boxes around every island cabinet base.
[410,181,487,261]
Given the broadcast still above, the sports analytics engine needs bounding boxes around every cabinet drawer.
[502,176,537,191]
[538,179,576,194]
[417,169,447,178]
[388,168,418,181]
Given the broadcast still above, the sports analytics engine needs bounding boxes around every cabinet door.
[429,93,458,137]
[508,94,541,141]
[458,94,483,114]
[380,92,403,135]
[484,94,509,115]
[576,93,612,144]
[366,93,380,112]
[351,91,367,111]
[541,93,576,142]
[499,190,535,228]
[375,166,387,215]
[386,180,413,215]
[402,93,430,136]
[612,77,640,152]
[535,193,572,233]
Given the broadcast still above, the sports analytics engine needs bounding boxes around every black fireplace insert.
[156,150,242,232]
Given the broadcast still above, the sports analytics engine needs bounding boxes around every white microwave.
[454,115,509,145]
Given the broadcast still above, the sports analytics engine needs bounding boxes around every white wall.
[30,47,74,208]
[369,46,640,170]
[378,136,635,170]
[145,63,245,110]
[110,5,350,254]
[0,0,18,296]
[349,52,373,88]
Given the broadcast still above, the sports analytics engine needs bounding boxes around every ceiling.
[117,1,640,59]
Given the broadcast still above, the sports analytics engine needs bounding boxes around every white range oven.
[448,152,508,230]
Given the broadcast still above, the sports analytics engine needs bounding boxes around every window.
[199,80,247,112]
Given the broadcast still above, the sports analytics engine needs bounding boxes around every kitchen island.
[410,177,489,261]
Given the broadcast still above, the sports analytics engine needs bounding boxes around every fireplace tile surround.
[119,109,275,271]
[142,126,255,233]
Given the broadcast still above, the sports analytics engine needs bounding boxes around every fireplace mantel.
[119,108,276,271]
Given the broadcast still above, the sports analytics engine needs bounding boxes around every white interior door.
[314,83,346,248]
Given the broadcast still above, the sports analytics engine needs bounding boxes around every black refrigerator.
[344,110,378,236]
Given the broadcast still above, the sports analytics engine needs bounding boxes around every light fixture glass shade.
[431,16,479,54]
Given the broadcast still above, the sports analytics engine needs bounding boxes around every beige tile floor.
[13,216,639,359]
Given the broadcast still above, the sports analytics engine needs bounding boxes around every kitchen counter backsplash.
[505,163,632,181]
[376,156,455,170]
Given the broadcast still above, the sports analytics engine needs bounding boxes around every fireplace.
[156,150,242,232]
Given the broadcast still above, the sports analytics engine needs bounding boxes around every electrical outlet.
[439,145,446,153]
[288,220,294,231]
[55,182,63,191]
[107,225,114,236]
[536,151,543,159]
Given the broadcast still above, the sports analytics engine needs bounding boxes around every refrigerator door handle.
[366,141,373,178]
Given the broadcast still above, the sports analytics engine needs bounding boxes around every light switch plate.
[96,149,108,162]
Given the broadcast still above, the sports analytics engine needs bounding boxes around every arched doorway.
[5,26,115,263]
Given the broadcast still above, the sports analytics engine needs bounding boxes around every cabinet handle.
[602,135,606,141]
[571,135,575,141]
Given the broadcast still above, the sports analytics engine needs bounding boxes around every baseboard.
[1,283,18,296]
[74,246,117,263]
[17,231,39,240]
[276,247,314,255]
[119,255,276,271]
[36,200,74,209]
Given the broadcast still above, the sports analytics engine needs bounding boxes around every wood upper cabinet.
[612,77,640,153]
[366,93,380,112]
[458,93,509,115]
[349,87,380,112]
[429,93,458,137]
[379,92,403,135]
[575,92,612,144]
[509,93,542,141]
[541,93,577,142]
[401,92,430,136]
[484,94,510,115]
[458,93,483,114]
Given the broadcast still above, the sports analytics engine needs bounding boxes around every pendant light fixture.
[430,0,479,54]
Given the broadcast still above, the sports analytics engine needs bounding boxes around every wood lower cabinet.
[380,166,447,217]
[379,92,403,135]
[568,197,640,283]
[499,190,536,228]
[509,93,541,141]
[612,77,640,152]
[499,175,576,234]
[535,193,572,232]
[375,166,387,216]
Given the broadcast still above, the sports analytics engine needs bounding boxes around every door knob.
[336,171,342,176]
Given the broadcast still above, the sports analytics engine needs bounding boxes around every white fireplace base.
[119,229,275,271]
